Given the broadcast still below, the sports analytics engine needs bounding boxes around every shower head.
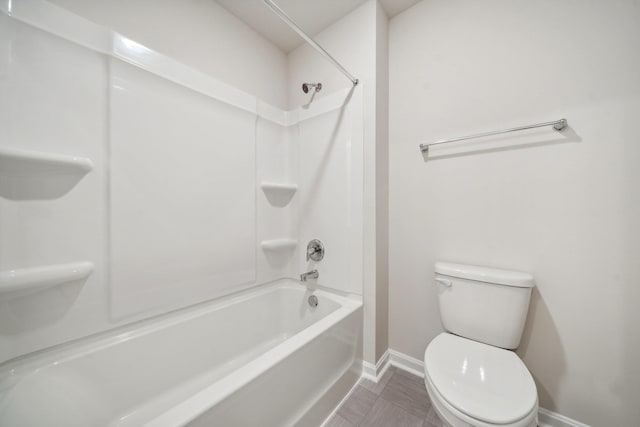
[302,82,322,94]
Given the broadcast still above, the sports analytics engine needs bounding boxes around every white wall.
[48,0,288,108]
[287,1,376,109]
[388,1,640,426]
[374,1,389,361]
[288,0,388,365]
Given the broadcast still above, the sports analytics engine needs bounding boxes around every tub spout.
[300,270,319,282]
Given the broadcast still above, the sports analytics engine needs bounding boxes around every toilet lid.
[424,333,537,424]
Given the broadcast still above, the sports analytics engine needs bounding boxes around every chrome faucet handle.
[306,246,319,261]
[306,239,324,262]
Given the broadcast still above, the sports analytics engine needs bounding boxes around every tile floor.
[325,367,443,427]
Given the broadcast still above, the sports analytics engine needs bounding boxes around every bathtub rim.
[0,278,361,379]
[142,287,362,427]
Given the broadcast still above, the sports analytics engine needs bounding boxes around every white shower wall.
[109,59,257,318]
[256,90,365,293]
[287,0,389,367]
[0,1,364,363]
[256,107,299,284]
[0,6,110,361]
[294,90,364,296]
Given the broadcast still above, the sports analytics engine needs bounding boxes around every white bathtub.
[0,280,363,426]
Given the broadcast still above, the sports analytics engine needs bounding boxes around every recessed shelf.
[260,181,297,207]
[0,147,94,176]
[260,239,298,252]
[0,261,94,300]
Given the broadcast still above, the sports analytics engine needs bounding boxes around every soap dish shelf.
[260,239,298,252]
[0,261,94,300]
[260,182,298,195]
[259,182,297,207]
[0,147,94,176]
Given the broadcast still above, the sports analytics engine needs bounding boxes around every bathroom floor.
[326,367,443,427]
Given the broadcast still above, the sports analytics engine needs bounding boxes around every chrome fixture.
[308,294,318,308]
[302,82,322,94]
[263,0,359,86]
[419,118,568,154]
[300,270,319,282]
[306,239,324,262]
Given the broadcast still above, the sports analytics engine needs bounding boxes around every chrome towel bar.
[419,118,567,154]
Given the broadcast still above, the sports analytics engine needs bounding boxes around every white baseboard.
[362,349,391,383]
[361,361,376,381]
[388,348,425,378]
[538,408,591,427]
[384,348,591,427]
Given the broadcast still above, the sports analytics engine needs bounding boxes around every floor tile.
[336,385,378,426]
[379,370,431,418]
[359,366,396,395]
[423,407,443,427]
[394,367,425,384]
[324,414,355,427]
[360,397,424,427]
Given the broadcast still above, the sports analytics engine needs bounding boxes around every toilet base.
[424,371,538,427]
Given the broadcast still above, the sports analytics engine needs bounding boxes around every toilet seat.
[424,371,538,427]
[424,333,538,426]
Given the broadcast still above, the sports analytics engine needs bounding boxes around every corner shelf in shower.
[260,239,298,252]
[0,147,94,177]
[0,261,94,300]
[260,181,297,207]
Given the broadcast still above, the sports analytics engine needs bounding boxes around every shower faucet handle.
[306,239,324,262]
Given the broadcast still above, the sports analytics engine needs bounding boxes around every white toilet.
[424,262,538,427]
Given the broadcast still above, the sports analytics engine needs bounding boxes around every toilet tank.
[434,262,535,349]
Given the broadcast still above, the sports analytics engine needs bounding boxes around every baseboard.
[361,349,391,383]
[538,408,591,427]
[385,348,591,427]
[388,348,425,378]
[361,361,376,381]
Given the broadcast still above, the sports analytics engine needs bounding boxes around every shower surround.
[0,1,365,424]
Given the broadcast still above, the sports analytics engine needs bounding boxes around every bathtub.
[0,279,363,426]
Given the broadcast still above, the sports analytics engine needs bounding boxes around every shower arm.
[263,0,359,86]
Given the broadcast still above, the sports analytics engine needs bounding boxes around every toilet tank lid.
[435,262,534,288]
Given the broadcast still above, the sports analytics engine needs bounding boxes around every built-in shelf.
[0,147,94,199]
[0,261,94,300]
[260,239,298,252]
[260,181,297,207]
[0,147,94,177]
[260,181,298,194]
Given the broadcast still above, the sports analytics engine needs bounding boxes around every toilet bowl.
[424,333,538,427]
[424,262,538,427]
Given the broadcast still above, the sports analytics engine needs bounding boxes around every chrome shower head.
[302,82,322,94]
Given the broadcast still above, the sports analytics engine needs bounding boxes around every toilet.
[424,262,538,427]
